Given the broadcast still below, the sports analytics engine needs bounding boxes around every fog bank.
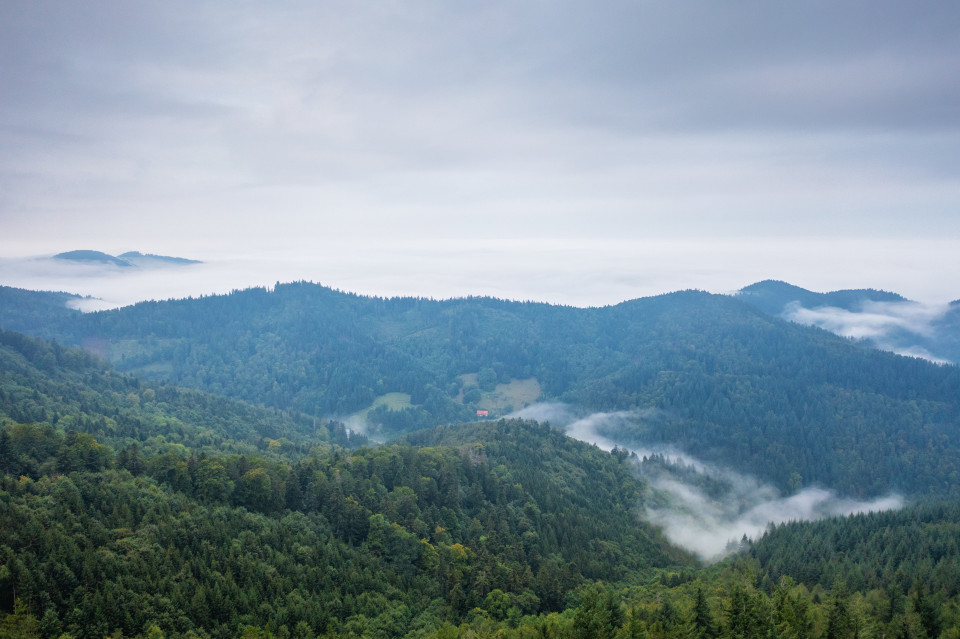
[784,300,955,364]
[643,472,903,562]
[511,403,904,562]
[3,237,959,311]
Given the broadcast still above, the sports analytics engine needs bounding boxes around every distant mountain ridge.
[53,249,132,266]
[53,249,201,267]
[737,279,960,364]
[117,250,203,265]
[736,279,907,315]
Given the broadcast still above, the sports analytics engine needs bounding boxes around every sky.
[2,1,959,307]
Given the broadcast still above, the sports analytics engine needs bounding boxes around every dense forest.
[0,329,363,456]
[737,280,960,365]
[0,330,679,635]
[2,283,960,498]
[2,330,960,637]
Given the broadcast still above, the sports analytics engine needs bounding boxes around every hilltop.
[1,280,958,497]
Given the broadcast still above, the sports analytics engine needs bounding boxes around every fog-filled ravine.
[510,402,905,562]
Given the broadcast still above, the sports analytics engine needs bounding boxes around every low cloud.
[0,255,214,311]
[512,403,648,453]
[643,469,902,562]
[3,237,960,313]
[514,403,904,562]
[785,299,947,339]
[783,299,954,364]
[508,402,580,427]
[511,403,704,468]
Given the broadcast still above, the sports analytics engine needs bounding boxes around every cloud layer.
[783,300,956,364]
[2,236,958,310]
[643,471,902,562]
[2,1,959,306]
[512,403,903,562]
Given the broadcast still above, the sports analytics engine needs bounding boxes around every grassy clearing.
[371,392,413,411]
[344,392,413,439]
[457,375,541,416]
[495,377,541,408]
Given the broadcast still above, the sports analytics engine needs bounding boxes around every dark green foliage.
[0,329,365,458]
[772,577,814,639]
[0,343,682,638]
[403,420,678,578]
[0,328,958,636]
[573,585,624,639]
[749,501,960,596]
[912,585,941,639]
[693,586,718,639]
[825,581,853,639]
[3,283,960,498]
[737,280,906,316]
[0,287,82,335]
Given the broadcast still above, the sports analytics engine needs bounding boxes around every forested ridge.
[736,280,960,365]
[0,329,363,457]
[749,501,960,596]
[2,331,960,637]
[736,280,908,316]
[0,418,676,637]
[1,330,682,636]
[2,282,959,497]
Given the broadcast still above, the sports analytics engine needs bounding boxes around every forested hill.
[2,281,960,497]
[0,329,362,458]
[3,330,960,637]
[0,286,81,330]
[0,333,686,635]
[737,279,960,365]
[736,280,908,315]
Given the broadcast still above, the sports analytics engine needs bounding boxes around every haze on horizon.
[2,1,959,306]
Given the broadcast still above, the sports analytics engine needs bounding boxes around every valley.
[1,281,959,638]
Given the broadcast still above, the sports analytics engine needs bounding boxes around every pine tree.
[692,586,717,639]
[912,585,940,639]
[826,581,852,639]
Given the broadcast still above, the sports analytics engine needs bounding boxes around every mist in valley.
[511,402,904,562]
[782,299,958,365]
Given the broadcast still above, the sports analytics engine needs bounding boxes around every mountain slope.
[0,286,82,333]
[738,279,960,364]
[0,333,684,635]
[0,328,361,457]
[737,280,907,315]
[2,282,959,497]
[748,500,960,594]
[0,419,680,637]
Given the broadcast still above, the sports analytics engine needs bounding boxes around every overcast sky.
[2,1,959,307]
